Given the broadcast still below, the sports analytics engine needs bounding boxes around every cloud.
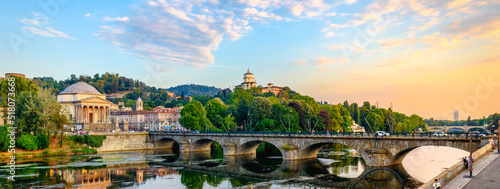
[98,0,256,67]
[313,56,349,66]
[444,12,500,39]
[85,13,90,17]
[103,16,130,22]
[294,59,307,65]
[18,12,75,39]
[325,32,345,38]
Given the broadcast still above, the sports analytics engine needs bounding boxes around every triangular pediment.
[79,97,112,104]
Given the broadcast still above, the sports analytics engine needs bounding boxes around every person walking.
[433,179,441,189]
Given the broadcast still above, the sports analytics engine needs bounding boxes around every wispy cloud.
[19,12,75,40]
[103,16,129,22]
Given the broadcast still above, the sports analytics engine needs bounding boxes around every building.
[235,69,284,95]
[236,69,257,90]
[261,83,283,96]
[454,110,459,121]
[57,81,113,131]
[5,73,25,79]
[110,99,183,131]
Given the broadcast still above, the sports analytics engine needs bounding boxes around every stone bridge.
[149,132,481,167]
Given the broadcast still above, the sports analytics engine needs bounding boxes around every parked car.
[468,128,490,135]
[447,127,465,133]
[375,131,390,136]
[432,131,447,137]
[468,131,484,138]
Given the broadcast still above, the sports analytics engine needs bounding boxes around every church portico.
[57,81,114,132]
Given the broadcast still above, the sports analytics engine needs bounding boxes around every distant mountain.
[166,84,221,96]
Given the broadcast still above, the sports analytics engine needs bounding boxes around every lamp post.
[469,130,473,177]
[288,109,292,144]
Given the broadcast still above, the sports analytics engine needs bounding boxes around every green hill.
[166,84,221,97]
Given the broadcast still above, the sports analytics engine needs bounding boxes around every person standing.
[433,179,441,189]
[463,156,468,169]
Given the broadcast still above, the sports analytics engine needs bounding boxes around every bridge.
[149,131,481,167]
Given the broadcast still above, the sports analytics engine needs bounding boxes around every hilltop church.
[235,69,283,96]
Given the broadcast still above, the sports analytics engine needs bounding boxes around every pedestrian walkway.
[445,151,500,189]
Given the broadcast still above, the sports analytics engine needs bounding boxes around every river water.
[0,144,409,188]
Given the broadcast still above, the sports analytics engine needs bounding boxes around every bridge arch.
[299,141,364,160]
[236,140,283,157]
[156,137,179,149]
[191,139,222,152]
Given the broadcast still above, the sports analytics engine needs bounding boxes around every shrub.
[0,126,10,152]
[86,135,106,147]
[37,133,50,149]
[69,135,106,147]
[42,150,50,157]
[281,145,294,151]
[56,150,66,156]
[18,135,38,151]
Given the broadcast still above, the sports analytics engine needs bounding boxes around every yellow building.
[57,81,113,131]
[236,69,257,90]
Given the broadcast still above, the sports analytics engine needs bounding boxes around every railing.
[149,131,483,139]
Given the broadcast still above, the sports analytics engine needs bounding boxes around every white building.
[57,81,113,131]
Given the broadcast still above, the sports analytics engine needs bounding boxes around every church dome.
[59,81,101,95]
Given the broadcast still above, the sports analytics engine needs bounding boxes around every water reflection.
[0,146,407,189]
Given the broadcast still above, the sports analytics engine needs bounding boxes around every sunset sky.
[1,0,499,120]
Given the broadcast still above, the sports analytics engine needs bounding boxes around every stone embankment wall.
[418,143,493,189]
[93,132,155,152]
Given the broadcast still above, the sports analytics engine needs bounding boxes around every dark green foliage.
[18,135,38,151]
[69,135,107,147]
[0,126,10,152]
[37,132,50,149]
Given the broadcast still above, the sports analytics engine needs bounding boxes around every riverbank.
[0,137,97,163]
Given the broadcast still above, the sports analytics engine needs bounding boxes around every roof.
[59,81,101,95]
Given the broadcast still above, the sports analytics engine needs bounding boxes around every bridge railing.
[149,130,478,139]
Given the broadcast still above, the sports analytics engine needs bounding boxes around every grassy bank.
[0,136,98,164]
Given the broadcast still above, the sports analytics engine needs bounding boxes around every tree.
[15,91,42,134]
[248,97,273,130]
[318,109,332,131]
[179,100,212,131]
[271,103,300,131]
[205,98,227,129]
[53,107,70,147]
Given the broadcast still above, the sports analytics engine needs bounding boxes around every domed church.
[57,81,113,131]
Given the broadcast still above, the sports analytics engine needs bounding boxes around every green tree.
[205,98,227,129]
[248,97,273,130]
[179,100,212,131]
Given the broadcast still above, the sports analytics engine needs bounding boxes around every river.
[0,144,411,188]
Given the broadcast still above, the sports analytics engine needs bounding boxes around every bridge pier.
[362,148,391,167]
[223,143,237,156]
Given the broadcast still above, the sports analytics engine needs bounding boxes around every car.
[375,131,390,136]
[432,131,447,137]
[468,131,484,138]
[447,128,465,133]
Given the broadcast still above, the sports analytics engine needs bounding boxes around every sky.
[1,0,499,120]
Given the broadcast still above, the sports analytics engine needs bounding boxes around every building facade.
[261,83,283,96]
[110,100,183,131]
[236,69,257,90]
[57,81,113,131]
